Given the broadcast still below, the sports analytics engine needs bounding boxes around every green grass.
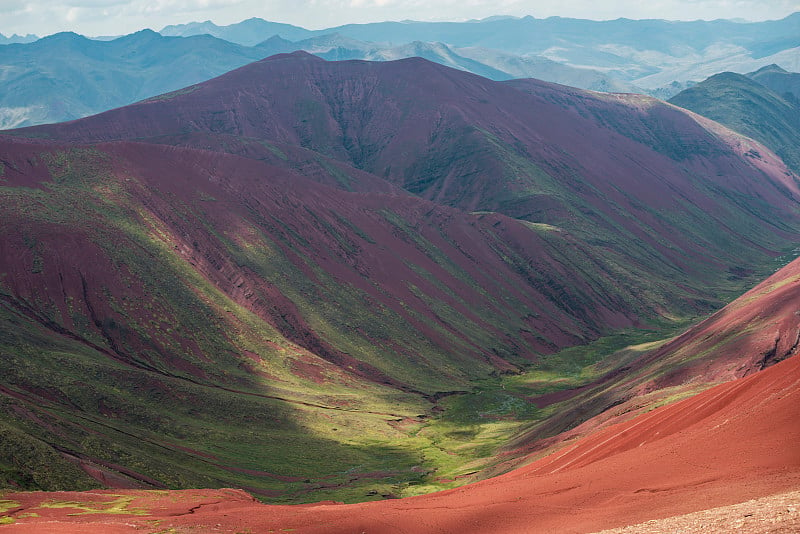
[0,261,701,504]
[38,495,148,515]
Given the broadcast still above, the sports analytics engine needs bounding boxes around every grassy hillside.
[0,137,681,500]
[669,71,800,174]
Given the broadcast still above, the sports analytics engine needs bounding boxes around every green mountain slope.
[0,30,266,128]
[748,64,800,104]
[669,70,800,174]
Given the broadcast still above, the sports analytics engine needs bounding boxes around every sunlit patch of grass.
[518,221,563,233]
[38,495,148,516]
[0,500,19,514]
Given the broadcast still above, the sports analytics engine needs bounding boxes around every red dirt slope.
[4,336,798,532]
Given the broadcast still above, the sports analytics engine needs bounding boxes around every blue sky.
[1,0,798,37]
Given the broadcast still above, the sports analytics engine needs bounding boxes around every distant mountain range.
[0,32,37,45]
[670,64,800,174]
[255,33,640,91]
[1,13,798,128]
[0,29,634,129]
[0,30,266,128]
[163,14,800,88]
[161,17,314,44]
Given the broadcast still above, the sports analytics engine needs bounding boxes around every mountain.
[0,133,639,498]
[254,34,638,91]
[498,232,800,466]
[669,70,800,174]
[0,30,266,128]
[2,54,800,502]
[15,13,799,129]
[0,30,637,129]
[15,53,799,305]
[325,14,800,87]
[633,44,800,90]
[0,33,37,45]
[451,46,641,92]
[4,255,800,531]
[160,17,313,44]
[161,14,800,87]
[748,63,800,103]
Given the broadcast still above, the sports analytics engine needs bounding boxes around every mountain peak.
[35,31,91,49]
[111,28,161,43]
[41,31,86,41]
[750,63,790,76]
[264,50,322,61]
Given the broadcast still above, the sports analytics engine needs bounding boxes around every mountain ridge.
[12,54,799,314]
[158,13,800,86]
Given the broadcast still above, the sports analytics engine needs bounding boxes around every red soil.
[4,349,798,533]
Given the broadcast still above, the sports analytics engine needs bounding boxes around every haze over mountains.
[0,33,37,45]
[161,14,800,87]
[1,13,798,127]
[0,30,266,128]
[0,30,634,129]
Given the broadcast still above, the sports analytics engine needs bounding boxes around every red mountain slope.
[495,244,800,468]
[0,136,646,389]
[13,52,800,321]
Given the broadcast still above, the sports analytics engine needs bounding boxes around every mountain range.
[0,33,37,45]
[0,30,266,129]
[2,13,799,128]
[163,14,800,87]
[1,52,799,507]
[0,29,641,130]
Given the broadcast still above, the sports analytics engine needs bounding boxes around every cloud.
[65,0,130,6]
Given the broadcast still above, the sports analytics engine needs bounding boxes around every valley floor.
[2,349,798,533]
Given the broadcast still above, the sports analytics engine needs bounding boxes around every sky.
[1,0,798,38]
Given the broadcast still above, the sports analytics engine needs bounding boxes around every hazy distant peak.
[112,28,161,42]
[468,15,520,23]
[750,64,790,76]
[0,32,39,44]
[258,34,295,46]
[37,31,90,45]
[160,20,220,34]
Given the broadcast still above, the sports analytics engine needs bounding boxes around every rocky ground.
[594,490,800,533]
